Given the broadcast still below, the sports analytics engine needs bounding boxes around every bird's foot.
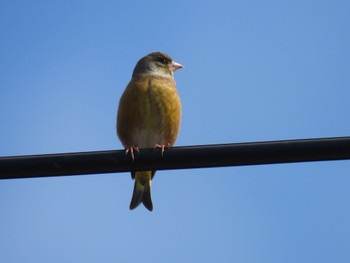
[125,146,139,162]
[154,143,171,157]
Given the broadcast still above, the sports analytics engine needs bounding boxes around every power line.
[0,136,349,180]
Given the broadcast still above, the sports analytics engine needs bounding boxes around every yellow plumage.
[117,52,183,211]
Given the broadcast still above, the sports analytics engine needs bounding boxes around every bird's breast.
[117,75,181,149]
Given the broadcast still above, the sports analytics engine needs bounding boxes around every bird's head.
[132,51,183,78]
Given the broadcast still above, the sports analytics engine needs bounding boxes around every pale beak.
[170,61,184,72]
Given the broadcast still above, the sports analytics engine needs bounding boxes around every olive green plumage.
[117,52,183,211]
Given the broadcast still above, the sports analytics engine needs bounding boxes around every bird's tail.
[130,171,153,211]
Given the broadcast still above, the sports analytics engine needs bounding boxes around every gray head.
[132,51,183,78]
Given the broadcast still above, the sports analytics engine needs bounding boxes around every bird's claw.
[125,146,139,162]
[154,143,171,157]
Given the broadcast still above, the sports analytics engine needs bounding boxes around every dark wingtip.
[129,196,153,211]
[142,198,153,211]
[129,171,154,212]
[142,185,153,211]
[129,181,143,210]
[129,201,141,210]
[143,203,153,212]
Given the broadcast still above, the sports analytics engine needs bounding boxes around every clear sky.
[1,1,350,262]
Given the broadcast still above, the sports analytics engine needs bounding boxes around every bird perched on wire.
[117,51,183,211]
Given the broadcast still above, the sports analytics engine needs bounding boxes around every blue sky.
[1,0,350,262]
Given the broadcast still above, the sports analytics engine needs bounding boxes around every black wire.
[1,136,350,179]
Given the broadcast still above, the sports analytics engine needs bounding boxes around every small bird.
[117,51,183,211]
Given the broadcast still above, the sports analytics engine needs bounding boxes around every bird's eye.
[159,58,168,64]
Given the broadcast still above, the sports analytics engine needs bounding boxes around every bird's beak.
[171,61,184,72]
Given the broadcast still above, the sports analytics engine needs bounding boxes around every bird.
[117,51,183,211]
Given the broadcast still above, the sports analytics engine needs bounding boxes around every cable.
[0,136,350,179]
